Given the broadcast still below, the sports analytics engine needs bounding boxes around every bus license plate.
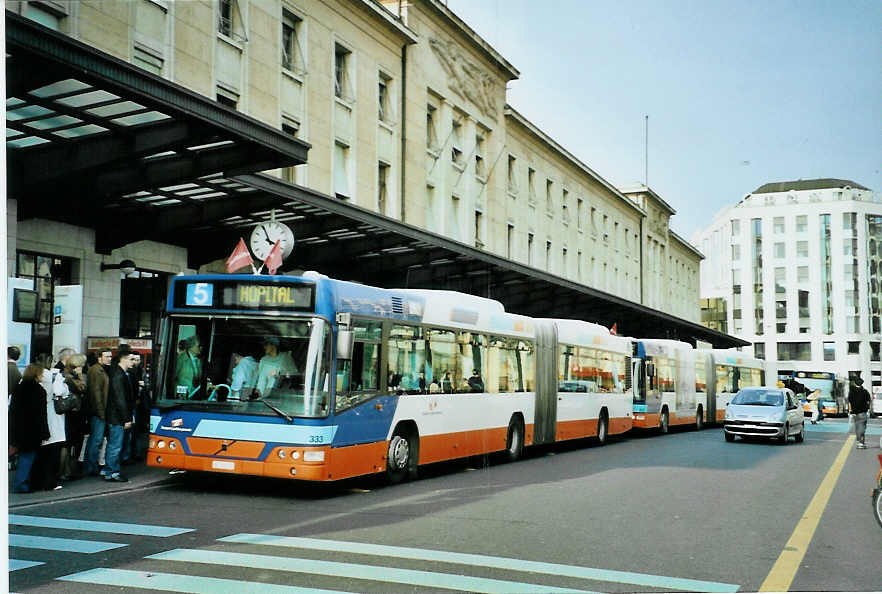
[211,460,235,471]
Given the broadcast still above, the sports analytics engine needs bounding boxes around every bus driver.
[255,337,298,397]
[175,335,205,398]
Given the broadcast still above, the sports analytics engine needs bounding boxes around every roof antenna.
[644,114,649,187]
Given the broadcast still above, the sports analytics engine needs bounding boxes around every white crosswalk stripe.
[7,514,195,574]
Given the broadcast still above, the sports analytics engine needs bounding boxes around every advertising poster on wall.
[52,285,83,356]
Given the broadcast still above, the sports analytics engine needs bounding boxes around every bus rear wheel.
[659,410,669,434]
[596,414,608,446]
[386,427,418,484]
[504,417,524,462]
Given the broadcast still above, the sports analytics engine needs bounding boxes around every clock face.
[250,221,295,261]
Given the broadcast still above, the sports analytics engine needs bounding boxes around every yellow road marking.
[759,435,855,592]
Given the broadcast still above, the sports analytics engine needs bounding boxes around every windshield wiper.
[256,398,293,423]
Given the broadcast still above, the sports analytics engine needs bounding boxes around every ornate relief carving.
[429,37,497,118]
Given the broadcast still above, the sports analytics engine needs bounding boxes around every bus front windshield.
[160,316,331,418]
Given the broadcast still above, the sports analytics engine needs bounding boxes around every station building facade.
[693,179,882,392]
[5,0,702,357]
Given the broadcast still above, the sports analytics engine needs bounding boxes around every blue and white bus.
[148,272,632,482]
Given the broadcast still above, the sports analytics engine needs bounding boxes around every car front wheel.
[795,423,804,443]
[778,424,789,445]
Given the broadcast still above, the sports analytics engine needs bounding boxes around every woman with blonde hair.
[9,362,50,493]
[60,353,88,480]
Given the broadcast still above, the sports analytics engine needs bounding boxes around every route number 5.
[186,283,213,307]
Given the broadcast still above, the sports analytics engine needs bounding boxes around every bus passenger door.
[533,320,558,445]
[632,359,645,404]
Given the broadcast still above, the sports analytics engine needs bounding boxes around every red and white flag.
[263,239,283,275]
[225,238,254,273]
[610,323,618,336]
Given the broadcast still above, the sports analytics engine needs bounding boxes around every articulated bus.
[148,273,637,482]
[631,339,701,432]
[147,272,762,483]
[699,350,766,424]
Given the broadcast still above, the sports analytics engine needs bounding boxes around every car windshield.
[158,316,331,417]
[731,390,784,407]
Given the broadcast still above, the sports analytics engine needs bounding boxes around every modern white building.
[693,179,882,393]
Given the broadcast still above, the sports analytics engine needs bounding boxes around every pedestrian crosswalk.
[8,514,194,574]
[11,514,740,592]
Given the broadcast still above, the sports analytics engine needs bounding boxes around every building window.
[120,271,170,339]
[773,217,785,234]
[774,242,785,258]
[527,167,536,203]
[377,162,389,214]
[133,44,164,76]
[731,219,740,237]
[823,342,835,361]
[474,211,484,248]
[732,244,740,261]
[15,251,74,358]
[546,180,553,213]
[281,118,303,183]
[777,342,811,361]
[527,233,534,266]
[216,85,239,109]
[334,43,353,101]
[754,343,765,360]
[561,189,569,225]
[775,267,785,294]
[797,266,808,283]
[796,240,808,258]
[507,155,518,194]
[218,0,245,40]
[577,198,584,231]
[426,105,438,150]
[871,342,880,362]
[475,133,486,178]
[798,289,810,334]
[562,247,568,275]
[334,141,350,199]
[378,72,392,122]
[820,214,833,334]
[848,341,860,355]
[843,212,856,231]
[546,240,552,272]
[281,10,305,74]
[451,119,463,166]
[507,224,514,259]
[25,2,65,30]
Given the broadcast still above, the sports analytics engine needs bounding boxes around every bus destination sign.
[176,280,314,312]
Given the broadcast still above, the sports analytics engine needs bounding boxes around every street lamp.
[100,259,137,275]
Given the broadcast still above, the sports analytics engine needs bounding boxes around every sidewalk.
[8,463,175,509]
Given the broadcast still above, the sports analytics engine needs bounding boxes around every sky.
[444,0,882,241]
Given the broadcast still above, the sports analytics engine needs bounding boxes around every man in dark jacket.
[848,377,872,449]
[83,350,111,476]
[9,364,50,493]
[104,348,136,482]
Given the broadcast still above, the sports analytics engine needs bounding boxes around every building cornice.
[618,183,677,215]
[417,0,520,80]
[358,0,419,44]
[504,105,645,217]
[669,230,704,260]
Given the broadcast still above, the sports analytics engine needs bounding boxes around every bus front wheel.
[659,410,669,434]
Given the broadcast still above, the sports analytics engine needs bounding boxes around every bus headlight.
[291,451,300,460]
[157,440,166,448]
[303,451,325,462]
[278,450,287,459]
[168,441,177,450]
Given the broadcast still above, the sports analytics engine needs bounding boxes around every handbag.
[53,393,81,415]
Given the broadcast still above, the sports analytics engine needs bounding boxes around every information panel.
[174,280,315,312]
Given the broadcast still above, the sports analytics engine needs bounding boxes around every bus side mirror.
[337,330,354,360]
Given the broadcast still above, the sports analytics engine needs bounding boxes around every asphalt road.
[9,417,882,593]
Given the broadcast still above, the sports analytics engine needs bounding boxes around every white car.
[724,387,805,444]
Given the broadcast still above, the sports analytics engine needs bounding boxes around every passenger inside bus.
[229,351,259,400]
[467,369,484,393]
[175,335,205,399]
[256,336,299,397]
